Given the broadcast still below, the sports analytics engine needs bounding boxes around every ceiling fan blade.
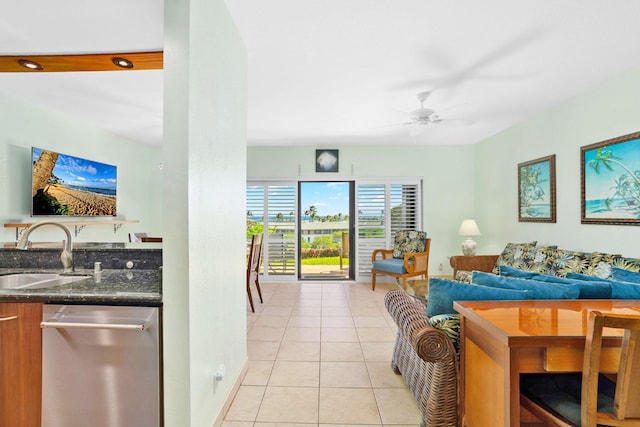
[390,28,544,91]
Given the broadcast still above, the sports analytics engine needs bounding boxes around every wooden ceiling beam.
[0,51,163,72]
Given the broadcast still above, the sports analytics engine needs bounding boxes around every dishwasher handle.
[41,320,149,331]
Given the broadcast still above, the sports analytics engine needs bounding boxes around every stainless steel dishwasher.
[41,304,161,427]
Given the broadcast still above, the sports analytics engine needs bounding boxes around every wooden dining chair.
[520,310,640,426]
[246,233,264,312]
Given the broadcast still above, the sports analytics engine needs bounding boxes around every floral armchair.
[371,230,430,290]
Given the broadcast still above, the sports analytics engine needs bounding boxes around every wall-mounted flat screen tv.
[31,147,117,216]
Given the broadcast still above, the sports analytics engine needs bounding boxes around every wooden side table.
[449,255,499,279]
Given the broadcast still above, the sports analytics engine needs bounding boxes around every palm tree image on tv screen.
[31,147,117,216]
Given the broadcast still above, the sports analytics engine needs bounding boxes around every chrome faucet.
[16,221,74,273]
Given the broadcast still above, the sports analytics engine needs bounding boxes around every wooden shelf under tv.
[3,220,139,240]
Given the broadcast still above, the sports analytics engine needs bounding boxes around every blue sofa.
[385,242,640,427]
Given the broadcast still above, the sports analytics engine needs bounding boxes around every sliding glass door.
[299,181,354,280]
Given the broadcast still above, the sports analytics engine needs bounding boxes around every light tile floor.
[223,281,421,427]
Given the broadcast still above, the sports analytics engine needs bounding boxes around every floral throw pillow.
[492,241,537,274]
[527,246,560,275]
[554,250,592,276]
[428,313,460,355]
[586,252,622,279]
[613,256,640,273]
[529,248,591,277]
[392,230,427,259]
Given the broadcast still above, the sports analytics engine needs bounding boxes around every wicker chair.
[384,289,459,427]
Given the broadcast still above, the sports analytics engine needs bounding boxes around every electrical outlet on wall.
[438,263,443,272]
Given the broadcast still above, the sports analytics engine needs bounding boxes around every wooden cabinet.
[0,303,42,427]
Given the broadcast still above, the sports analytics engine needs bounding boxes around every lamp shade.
[458,219,481,236]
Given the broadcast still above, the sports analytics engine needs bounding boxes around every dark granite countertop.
[0,268,162,306]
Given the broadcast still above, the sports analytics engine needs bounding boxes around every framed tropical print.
[581,131,640,225]
[518,154,556,222]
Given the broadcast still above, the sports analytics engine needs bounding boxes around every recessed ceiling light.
[112,57,134,69]
[18,59,43,70]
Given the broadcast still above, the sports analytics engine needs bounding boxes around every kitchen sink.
[0,273,89,290]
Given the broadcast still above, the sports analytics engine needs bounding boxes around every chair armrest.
[403,251,428,274]
[449,255,499,276]
[372,249,394,262]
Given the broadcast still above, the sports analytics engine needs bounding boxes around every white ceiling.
[2,1,640,147]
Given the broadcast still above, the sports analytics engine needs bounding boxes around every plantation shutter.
[246,182,297,278]
[265,185,297,276]
[390,183,420,232]
[356,180,422,279]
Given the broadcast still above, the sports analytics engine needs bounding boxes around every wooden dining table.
[454,299,640,427]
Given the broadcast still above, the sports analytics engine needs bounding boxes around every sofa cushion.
[372,258,407,274]
[427,277,532,317]
[428,313,460,354]
[455,270,473,283]
[392,230,427,259]
[566,272,640,299]
[610,279,640,299]
[565,272,604,282]
[612,267,640,284]
[499,266,612,298]
[526,246,558,275]
[471,271,580,299]
[528,248,591,277]
[492,241,537,274]
[586,252,622,279]
[613,256,640,273]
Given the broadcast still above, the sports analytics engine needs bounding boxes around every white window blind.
[246,182,297,278]
[265,185,296,276]
[356,180,422,278]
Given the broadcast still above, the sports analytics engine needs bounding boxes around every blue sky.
[33,147,117,190]
[300,182,349,217]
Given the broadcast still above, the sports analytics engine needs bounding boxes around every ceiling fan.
[395,90,471,137]
[398,91,444,137]
[404,91,441,127]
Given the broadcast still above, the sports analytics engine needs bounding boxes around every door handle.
[0,315,18,322]
[41,320,149,331]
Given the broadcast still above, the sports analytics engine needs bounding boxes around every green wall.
[474,66,640,258]
[0,91,162,243]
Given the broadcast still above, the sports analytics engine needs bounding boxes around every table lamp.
[458,219,481,256]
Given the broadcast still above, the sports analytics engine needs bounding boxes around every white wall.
[163,0,247,425]
[247,144,475,275]
[0,92,162,243]
[474,66,640,258]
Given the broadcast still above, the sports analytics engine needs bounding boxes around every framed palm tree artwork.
[518,154,556,223]
[581,130,640,225]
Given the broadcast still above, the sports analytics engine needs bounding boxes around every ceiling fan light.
[112,57,134,69]
[18,59,43,70]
